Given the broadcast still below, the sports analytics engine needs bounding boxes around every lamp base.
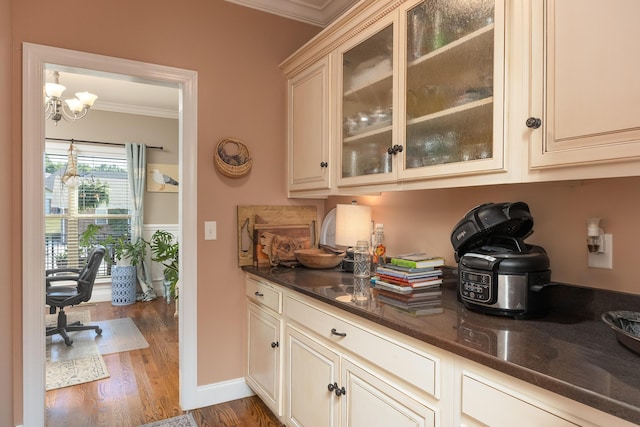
[341,258,354,272]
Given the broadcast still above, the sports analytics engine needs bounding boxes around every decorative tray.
[602,311,640,355]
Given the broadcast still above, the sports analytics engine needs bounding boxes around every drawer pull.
[254,291,264,297]
[330,328,346,337]
[271,341,279,348]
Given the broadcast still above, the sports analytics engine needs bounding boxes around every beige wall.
[329,176,640,296]
[46,109,180,224]
[9,0,321,424]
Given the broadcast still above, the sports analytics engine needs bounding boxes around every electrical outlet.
[588,234,612,269]
[204,221,217,241]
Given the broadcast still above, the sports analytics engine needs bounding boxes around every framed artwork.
[147,163,179,192]
[253,223,312,266]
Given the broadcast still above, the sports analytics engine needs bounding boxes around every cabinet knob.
[330,328,347,337]
[387,144,404,155]
[254,291,264,297]
[526,117,542,129]
[320,161,328,168]
[271,341,279,348]
[327,382,346,396]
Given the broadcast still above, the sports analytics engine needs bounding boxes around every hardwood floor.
[46,298,284,427]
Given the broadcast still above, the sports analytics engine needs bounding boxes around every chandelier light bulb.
[75,91,98,107]
[45,82,66,98]
[65,98,84,113]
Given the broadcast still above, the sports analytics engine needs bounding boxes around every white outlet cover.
[588,234,612,269]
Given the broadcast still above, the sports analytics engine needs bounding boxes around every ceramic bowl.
[294,248,345,269]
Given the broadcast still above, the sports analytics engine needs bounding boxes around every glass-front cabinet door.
[339,16,397,185]
[400,0,504,180]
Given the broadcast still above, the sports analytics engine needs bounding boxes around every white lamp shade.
[65,98,84,113]
[335,203,372,247]
[75,91,98,107]
[45,82,66,98]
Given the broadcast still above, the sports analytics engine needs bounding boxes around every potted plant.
[54,250,68,268]
[148,230,179,302]
[110,237,147,305]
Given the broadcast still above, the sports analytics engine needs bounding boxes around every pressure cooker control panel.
[460,270,493,303]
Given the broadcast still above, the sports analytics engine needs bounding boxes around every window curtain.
[125,143,156,301]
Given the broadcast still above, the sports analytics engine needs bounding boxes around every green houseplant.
[110,237,147,306]
[148,230,179,300]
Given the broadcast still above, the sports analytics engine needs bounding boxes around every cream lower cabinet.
[456,359,639,427]
[285,294,441,427]
[245,274,636,427]
[245,275,284,417]
[286,323,436,427]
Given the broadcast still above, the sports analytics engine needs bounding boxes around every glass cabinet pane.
[342,24,394,179]
[405,0,495,170]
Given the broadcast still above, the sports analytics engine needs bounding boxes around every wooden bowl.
[294,248,345,269]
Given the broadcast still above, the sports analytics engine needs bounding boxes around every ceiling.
[46,0,359,119]
[225,0,359,27]
[46,67,180,120]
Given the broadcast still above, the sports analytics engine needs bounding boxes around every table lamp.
[335,201,372,272]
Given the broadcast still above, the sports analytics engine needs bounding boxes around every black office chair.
[46,245,105,346]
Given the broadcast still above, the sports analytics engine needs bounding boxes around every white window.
[45,140,131,276]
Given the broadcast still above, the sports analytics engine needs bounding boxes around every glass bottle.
[353,240,370,303]
[372,224,386,271]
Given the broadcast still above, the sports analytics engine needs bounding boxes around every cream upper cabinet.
[527,0,640,172]
[337,14,398,187]
[399,0,506,182]
[287,56,332,195]
[336,0,507,190]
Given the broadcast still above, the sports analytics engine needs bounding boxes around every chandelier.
[45,71,98,125]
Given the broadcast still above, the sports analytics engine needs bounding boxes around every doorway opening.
[22,43,198,426]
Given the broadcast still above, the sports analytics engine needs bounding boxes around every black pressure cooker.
[450,202,553,319]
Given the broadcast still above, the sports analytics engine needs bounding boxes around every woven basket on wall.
[214,137,252,178]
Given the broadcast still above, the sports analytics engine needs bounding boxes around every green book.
[390,256,445,269]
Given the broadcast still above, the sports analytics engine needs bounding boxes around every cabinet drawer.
[287,295,439,398]
[462,373,578,427]
[246,276,282,314]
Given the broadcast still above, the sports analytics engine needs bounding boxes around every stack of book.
[373,253,445,315]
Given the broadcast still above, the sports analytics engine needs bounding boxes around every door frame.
[22,43,199,426]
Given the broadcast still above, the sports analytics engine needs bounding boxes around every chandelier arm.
[59,103,89,123]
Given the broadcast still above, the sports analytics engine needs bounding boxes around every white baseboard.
[90,283,113,303]
[193,378,255,409]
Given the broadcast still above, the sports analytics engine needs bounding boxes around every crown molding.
[225,0,357,27]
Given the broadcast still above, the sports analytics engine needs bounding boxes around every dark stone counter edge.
[242,266,640,425]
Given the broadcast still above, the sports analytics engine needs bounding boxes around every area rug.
[46,354,109,391]
[138,413,197,427]
[46,316,148,390]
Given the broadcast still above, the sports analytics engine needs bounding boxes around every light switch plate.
[588,234,612,269]
[204,221,217,240]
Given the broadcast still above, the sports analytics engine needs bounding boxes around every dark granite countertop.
[243,265,640,425]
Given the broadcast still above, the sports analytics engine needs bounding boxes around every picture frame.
[147,163,179,193]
